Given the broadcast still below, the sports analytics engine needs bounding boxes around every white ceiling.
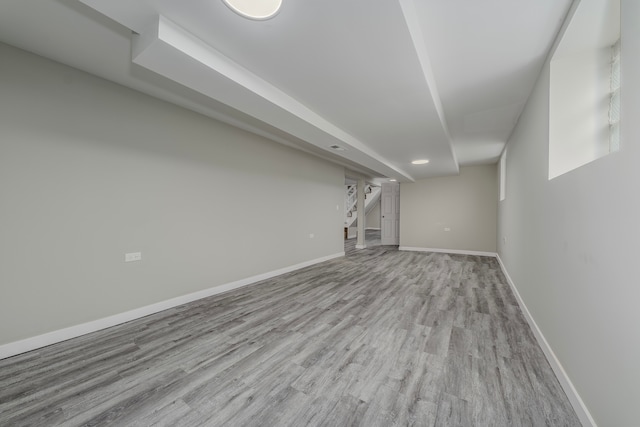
[0,0,572,181]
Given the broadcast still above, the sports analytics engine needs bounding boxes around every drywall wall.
[497,2,640,424]
[365,200,381,229]
[0,43,345,346]
[399,165,497,253]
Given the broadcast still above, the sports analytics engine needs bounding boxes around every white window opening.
[548,0,620,180]
[609,39,620,152]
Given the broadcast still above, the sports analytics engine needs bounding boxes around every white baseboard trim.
[355,244,367,249]
[399,246,498,258]
[365,227,381,230]
[347,234,357,239]
[496,255,596,427]
[0,252,345,360]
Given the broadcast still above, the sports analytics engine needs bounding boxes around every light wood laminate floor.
[0,240,580,426]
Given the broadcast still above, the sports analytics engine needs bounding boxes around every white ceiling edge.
[132,15,416,182]
[398,0,459,175]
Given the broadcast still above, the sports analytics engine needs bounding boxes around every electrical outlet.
[125,252,142,262]
[444,227,451,232]
[309,233,315,239]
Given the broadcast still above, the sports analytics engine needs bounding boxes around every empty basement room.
[0,0,638,426]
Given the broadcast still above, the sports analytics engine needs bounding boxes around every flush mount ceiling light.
[222,0,282,20]
[411,159,430,165]
[389,179,397,182]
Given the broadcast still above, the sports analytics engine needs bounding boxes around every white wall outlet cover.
[444,227,451,232]
[125,252,142,262]
[309,234,315,238]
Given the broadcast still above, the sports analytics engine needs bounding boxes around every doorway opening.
[343,177,394,254]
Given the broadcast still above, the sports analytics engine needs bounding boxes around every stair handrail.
[345,185,357,216]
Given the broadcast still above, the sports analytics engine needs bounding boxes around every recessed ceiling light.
[389,179,397,182]
[411,159,430,165]
[222,0,282,20]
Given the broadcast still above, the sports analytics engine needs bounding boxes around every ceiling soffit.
[80,0,462,181]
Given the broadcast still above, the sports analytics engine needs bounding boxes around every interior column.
[356,179,366,249]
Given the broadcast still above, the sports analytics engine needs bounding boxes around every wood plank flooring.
[0,237,581,426]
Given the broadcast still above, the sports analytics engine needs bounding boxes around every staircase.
[345,184,381,228]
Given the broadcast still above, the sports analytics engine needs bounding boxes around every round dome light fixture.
[222,0,282,20]
[411,159,430,165]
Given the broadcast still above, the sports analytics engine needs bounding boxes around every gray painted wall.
[400,165,498,253]
[0,44,345,346]
[497,2,639,424]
